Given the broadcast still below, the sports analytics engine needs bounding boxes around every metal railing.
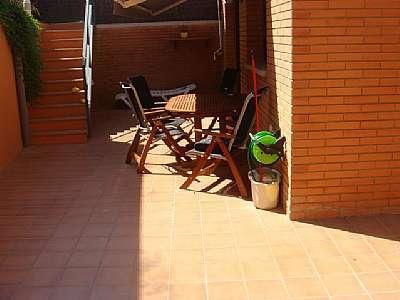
[82,0,94,137]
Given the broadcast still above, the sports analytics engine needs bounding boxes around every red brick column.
[290,0,400,219]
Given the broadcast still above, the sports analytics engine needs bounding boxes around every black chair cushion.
[220,68,239,95]
[194,136,228,155]
[128,75,155,109]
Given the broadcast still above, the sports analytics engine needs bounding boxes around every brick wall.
[223,1,237,69]
[290,0,400,219]
[93,21,221,110]
[237,0,293,212]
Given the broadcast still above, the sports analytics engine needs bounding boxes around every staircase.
[28,22,87,145]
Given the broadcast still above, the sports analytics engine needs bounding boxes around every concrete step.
[28,103,86,119]
[42,48,82,59]
[30,129,87,145]
[41,29,84,40]
[43,57,82,69]
[29,116,87,132]
[40,68,83,81]
[41,38,83,50]
[34,90,85,105]
[41,79,84,93]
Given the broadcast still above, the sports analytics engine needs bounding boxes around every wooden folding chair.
[121,80,194,173]
[180,87,268,198]
[115,75,196,110]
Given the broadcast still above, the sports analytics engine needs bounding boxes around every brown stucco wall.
[0,27,22,171]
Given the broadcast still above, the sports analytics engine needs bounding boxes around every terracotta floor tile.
[53,224,85,238]
[0,285,17,299]
[207,282,248,300]
[312,255,352,275]
[170,262,205,282]
[321,273,365,296]
[295,227,331,242]
[331,296,370,300]
[58,268,97,286]
[45,238,79,252]
[13,239,48,252]
[13,287,53,300]
[76,237,108,251]
[380,253,400,271]
[139,282,168,300]
[284,277,328,299]
[68,251,104,267]
[206,261,243,282]
[169,283,206,300]
[277,257,316,278]
[82,224,114,237]
[140,236,170,250]
[90,285,137,300]
[1,254,38,269]
[304,240,342,257]
[101,251,138,267]
[348,252,389,273]
[334,238,374,255]
[204,233,236,249]
[106,237,138,250]
[173,222,202,235]
[24,268,63,287]
[172,235,202,250]
[201,211,230,223]
[112,224,140,237]
[95,267,137,286]
[205,248,238,263]
[270,243,308,259]
[0,269,28,285]
[372,291,400,300]
[139,263,169,285]
[34,252,71,268]
[200,200,227,212]
[171,249,204,264]
[365,237,399,255]
[202,221,232,234]
[359,272,400,293]
[50,286,91,300]
[246,280,288,300]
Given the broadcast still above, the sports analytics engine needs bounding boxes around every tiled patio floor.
[0,111,399,300]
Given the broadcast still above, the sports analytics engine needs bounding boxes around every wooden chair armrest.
[143,110,167,117]
[193,129,233,139]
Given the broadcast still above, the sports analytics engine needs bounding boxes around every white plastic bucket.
[248,168,281,210]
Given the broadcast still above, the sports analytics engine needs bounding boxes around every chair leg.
[137,125,158,174]
[126,131,140,164]
[207,117,217,130]
[158,122,190,158]
[180,137,217,190]
[216,139,248,198]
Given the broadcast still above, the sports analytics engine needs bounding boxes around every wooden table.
[166,93,243,140]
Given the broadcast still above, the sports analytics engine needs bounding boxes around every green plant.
[0,0,41,102]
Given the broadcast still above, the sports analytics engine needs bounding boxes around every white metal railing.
[83,0,94,136]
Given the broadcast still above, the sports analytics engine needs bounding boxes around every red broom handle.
[251,51,260,132]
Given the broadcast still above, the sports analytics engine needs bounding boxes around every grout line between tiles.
[322,226,373,300]
[291,224,333,299]
[252,209,292,300]
[166,176,178,300]
[198,192,210,300]
[224,198,250,300]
